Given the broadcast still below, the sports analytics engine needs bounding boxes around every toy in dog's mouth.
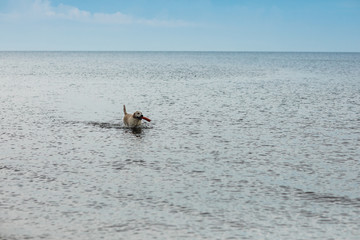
[142,116,151,122]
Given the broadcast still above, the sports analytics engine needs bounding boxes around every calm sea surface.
[1,52,360,239]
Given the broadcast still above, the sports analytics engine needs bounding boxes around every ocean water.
[1,51,360,240]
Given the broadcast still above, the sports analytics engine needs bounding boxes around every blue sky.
[0,0,359,51]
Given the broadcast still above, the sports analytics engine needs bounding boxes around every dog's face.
[133,111,143,120]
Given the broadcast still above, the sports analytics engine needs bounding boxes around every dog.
[123,105,151,128]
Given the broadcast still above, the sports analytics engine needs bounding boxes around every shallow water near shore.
[1,52,360,239]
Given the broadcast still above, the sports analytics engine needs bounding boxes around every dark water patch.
[86,121,153,138]
[279,185,360,208]
[1,164,56,183]
[62,120,152,138]
[62,120,123,129]
[87,121,123,129]
[111,158,148,171]
[296,190,360,208]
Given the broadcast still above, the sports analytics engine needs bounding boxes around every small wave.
[63,120,152,130]
[87,121,123,129]
[280,185,360,208]
[296,190,360,208]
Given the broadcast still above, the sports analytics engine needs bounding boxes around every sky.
[0,0,359,51]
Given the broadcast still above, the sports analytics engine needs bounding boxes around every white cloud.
[0,0,194,27]
[54,4,91,20]
[93,12,133,25]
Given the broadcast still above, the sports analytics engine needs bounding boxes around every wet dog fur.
[123,105,144,128]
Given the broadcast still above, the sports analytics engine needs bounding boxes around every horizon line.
[1,50,359,53]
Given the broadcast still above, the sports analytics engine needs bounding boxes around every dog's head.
[133,111,143,120]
